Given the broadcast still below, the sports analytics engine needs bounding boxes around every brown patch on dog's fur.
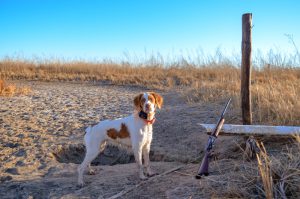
[149,92,163,109]
[134,94,143,110]
[119,123,130,138]
[107,123,130,139]
[148,94,155,103]
[107,129,118,139]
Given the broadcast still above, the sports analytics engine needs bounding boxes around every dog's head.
[134,92,163,113]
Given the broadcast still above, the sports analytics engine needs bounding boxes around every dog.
[78,92,163,186]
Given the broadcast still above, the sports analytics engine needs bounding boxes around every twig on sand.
[105,165,184,199]
[174,171,194,177]
[201,176,227,184]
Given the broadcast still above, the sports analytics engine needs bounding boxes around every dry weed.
[184,67,300,126]
[0,79,4,90]
[254,137,300,199]
[272,136,300,198]
[0,79,31,96]
[256,143,274,199]
[206,137,300,198]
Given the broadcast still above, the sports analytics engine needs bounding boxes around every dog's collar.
[139,111,156,125]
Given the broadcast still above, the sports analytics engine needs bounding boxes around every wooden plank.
[241,13,253,125]
[199,124,300,135]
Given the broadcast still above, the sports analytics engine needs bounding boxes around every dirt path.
[0,81,243,199]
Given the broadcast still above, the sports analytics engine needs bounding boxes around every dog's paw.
[145,169,158,177]
[146,171,158,177]
[146,172,158,177]
[139,175,148,181]
[88,169,96,175]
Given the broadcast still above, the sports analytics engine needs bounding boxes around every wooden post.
[241,13,252,125]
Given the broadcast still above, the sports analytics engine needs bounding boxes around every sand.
[0,80,255,199]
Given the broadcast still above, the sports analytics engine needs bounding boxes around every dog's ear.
[150,92,163,109]
[134,94,143,110]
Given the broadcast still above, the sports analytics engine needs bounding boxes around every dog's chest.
[139,125,153,144]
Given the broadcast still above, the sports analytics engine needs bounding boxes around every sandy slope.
[0,81,246,199]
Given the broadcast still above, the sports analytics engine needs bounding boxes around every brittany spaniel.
[78,92,163,186]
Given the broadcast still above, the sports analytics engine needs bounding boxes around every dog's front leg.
[142,143,156,177]
[133,145,147,180]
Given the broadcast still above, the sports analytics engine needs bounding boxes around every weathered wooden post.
[241,13,252,125]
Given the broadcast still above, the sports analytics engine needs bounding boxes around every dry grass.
[256,143,274,199]
[0,79,5,92]
[0,59,237,88]
[203,136,300,198]
[182,67,300,126]
[0,59,299,125]
[0,79,31,96]
[255,137,300,199]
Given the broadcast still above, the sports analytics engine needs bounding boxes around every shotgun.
[195,98,231,179]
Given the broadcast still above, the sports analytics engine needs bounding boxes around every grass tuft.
[0,79,31,96]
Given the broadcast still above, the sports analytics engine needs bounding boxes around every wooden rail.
[199,124,300,136]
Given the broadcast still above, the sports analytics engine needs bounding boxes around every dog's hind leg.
[77,139,104,186]
[87,141,106,175]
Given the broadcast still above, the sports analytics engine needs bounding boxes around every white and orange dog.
[78,92,163,186]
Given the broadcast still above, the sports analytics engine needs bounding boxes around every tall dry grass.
[0,59,236,88]
[0,58,299,125]
[184,67,300,126]
[256,143,274,199]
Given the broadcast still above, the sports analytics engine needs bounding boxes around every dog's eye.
[141,98,146,103]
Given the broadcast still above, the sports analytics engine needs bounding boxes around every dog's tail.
[83,126,92,146]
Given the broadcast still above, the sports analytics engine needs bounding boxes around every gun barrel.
[221,98,232,118]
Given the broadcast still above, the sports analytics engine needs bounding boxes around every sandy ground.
[0,81,259,198]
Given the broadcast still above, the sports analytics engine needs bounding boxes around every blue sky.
[0,0,299,61]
